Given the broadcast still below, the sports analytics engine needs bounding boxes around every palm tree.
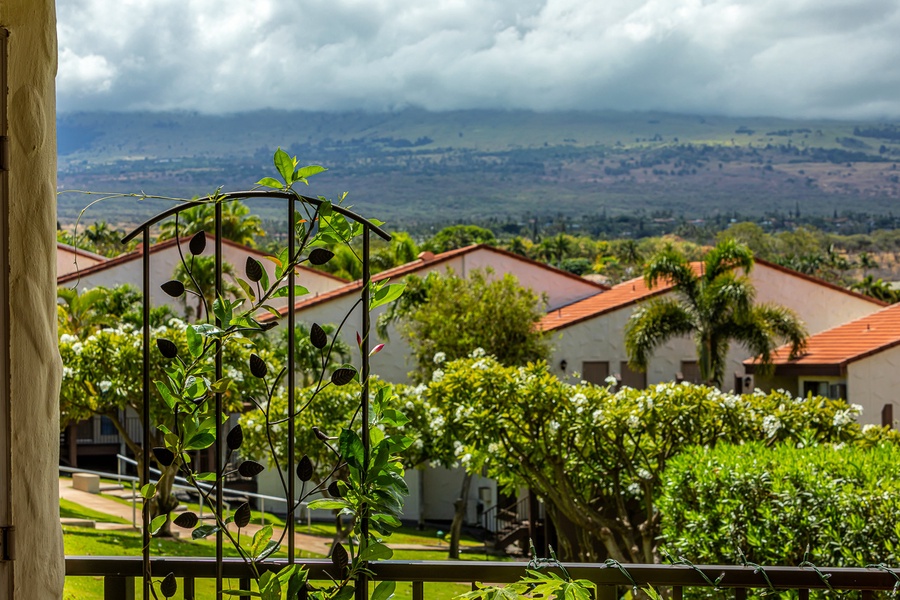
[625,239,807,387]
[851,275,897,303]
[159,200,265,247]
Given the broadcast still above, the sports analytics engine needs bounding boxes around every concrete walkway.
[59,478,446,555]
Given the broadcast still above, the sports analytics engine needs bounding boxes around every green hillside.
[57,110,900,231]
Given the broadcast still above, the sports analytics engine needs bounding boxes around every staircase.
[481,497,538,556]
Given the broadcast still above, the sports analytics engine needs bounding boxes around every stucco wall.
[848,345,900,426]
[549,264,884,392]
[64,240,347,315]
[2,0,66,597]
[750,263,881,333]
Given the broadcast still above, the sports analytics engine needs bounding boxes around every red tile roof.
[746,302,900,371]
[56,236,346,284]
[260,244,608,322]
[539,258,883,332]
[57,242,108,262]
[539,263,706,332]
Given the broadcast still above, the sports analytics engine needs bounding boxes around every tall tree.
[625,239,807,386]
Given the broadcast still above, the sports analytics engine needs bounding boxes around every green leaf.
[270,284,309,299]
[257,539,280,562]
[371,580,395,600]
[339,429,365,470]
[256,176,283,190]
[306,498,350,511]
[150,514,168,535]
[154,380,178,410]
[260,570,282,600]
[294,165,327,183]
[359,541,393,562]
[277,564,308,600]
[210,377,232,394]
[235,277,256,302]
[193,471,217,482]
[192,524,218,540]
[140,483,157,500]
[370,282,406,310]
[273,148,295,185]
[184,432,216,451]
[251,524,273,559]
[332,586,355,600]
[186,325,203,358]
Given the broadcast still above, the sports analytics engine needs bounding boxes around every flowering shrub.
[425,355,898,562]
[660,441,900,570]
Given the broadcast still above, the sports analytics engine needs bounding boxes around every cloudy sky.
[57,0,900,119]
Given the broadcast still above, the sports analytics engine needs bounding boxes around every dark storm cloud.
[57,0,900,118]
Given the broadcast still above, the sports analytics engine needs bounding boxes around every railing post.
[104,575,135,600]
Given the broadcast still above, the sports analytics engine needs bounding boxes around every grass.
[60,498,131,525]
[62,495,507,599]
[63,524,499,599]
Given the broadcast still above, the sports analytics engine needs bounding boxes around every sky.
[57,0,900,119]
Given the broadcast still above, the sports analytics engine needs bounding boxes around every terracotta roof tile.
[748,302,900,369]
[540,259,883,332]
[539,263,706,331]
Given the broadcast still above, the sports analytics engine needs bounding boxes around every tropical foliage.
[625,239,807,386]
[422,354,895,562]
[660,439,900,570]
[378,268,549,382]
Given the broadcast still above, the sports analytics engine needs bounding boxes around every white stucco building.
[57,236,348,315]
[540,259,885,391]
[745,302,900,427]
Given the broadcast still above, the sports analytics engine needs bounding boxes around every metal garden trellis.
[122,187,391,599]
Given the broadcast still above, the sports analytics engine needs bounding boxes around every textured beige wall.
[1,0,65,597]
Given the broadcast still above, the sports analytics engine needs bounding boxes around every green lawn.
[62,496,503,599]
[60,498,131,525]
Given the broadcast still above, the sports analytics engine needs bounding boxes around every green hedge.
[659,441,900,567]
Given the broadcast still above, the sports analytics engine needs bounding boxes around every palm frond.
[625,299,695,372]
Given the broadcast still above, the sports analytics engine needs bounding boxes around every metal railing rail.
[60,463,314,530]
[65,557,900,600]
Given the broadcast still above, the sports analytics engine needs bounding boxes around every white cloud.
[57,0,900,118]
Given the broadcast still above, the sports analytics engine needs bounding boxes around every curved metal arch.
[121,189,392,243]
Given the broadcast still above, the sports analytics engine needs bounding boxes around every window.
[581,361,609,385]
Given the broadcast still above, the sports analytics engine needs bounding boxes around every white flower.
[571,393,587,406]
[99,380,112,393]
[850,404,863,415]
[762,415,781,437]
[548,420,560,433]
[60,334,78,345]
[592,409,604,422]
[472,359,490,370]
[605,375,618,386]
[433,352,446,365]
[432,369,444,382]
[488,442,500,454]
[832,409,854,428]
[62,367,73,378]
[627,482,642,495]
[637,468,652,480]
[863,423,878,434]
[71,342,83,354]
[469,347,486,358]
[627,414,641,430]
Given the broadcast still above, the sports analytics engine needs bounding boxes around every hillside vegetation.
[57,109,900,231]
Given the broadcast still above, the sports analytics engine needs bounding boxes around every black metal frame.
[122,190,389,599]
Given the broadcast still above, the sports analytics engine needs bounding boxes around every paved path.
[59,478,446,555]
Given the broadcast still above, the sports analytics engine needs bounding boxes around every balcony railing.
[66,557,900,600]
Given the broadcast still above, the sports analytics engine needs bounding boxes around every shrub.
[659,440,900,567]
